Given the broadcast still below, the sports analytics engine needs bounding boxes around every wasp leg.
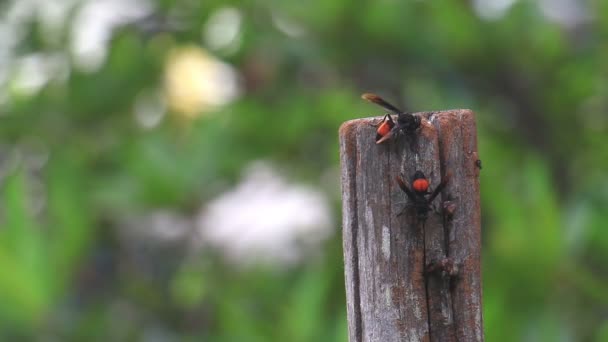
[367,113,392,127]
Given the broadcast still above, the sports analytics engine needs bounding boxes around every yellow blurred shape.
[164,45,239,117]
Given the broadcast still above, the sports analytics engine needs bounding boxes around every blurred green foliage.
[1,0,607,341]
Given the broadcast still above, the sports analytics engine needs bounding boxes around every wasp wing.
[362,93,403,115]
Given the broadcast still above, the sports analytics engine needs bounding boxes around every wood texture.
[339,110,482,342]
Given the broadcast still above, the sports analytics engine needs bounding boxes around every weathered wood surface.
[339,110,482,342]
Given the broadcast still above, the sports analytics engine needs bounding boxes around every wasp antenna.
[361,93,403,114]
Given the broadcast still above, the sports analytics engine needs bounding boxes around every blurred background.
[0,0,607,341]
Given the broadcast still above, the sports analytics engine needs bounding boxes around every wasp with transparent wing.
[361,93,421,144]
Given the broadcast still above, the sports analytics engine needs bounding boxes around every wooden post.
[339,110,483,342]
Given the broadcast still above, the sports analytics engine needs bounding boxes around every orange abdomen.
[412,179,429,193]
[377,121,392,137]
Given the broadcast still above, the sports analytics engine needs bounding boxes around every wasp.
[395,171,450,223]
[361,93,421,144]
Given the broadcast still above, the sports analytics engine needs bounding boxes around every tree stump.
[339,110,483,342]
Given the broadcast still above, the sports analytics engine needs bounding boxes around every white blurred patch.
[197,162,333,267]
[271,11,307,38]
[537,0,591,27]
[121,210,193,243]
[133,88,166,129]
[11,53,70,95]
[0,0,74,94]
[472,0,518,20]
[37,0,79,46]
[1,1,35,88]
[203,7,242,53]
[164,46,241,117]
[70,0,153,72]
[4,0,37,23]
[11,54,48,95]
